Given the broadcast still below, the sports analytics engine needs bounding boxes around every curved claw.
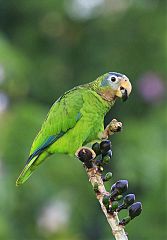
[102,119,123,139]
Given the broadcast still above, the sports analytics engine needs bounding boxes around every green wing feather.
[16,88,84,186]
[30,88,83,155]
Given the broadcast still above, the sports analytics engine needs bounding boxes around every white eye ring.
[110,75,118,82]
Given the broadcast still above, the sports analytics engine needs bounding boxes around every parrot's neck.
[96,88,116,103]
[84,81,116,106]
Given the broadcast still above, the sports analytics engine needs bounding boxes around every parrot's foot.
[76,140,113,173]
[102,119,122,139]
[75,147,96,169]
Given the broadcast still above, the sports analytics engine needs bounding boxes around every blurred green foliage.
[0,0,166,239]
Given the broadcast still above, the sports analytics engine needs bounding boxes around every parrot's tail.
[16,152,48,186]
[16,156,38,186]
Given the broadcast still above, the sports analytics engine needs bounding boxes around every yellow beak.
[115,78,132,101]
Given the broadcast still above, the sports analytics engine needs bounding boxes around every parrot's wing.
[30,88,83,155]
[16,88,84,186]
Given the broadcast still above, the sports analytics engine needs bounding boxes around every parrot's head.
[95,72,132,102]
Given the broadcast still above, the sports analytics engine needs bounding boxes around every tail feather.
[16,151,48,186]
[16,135,61,186]
[16,155,38,186]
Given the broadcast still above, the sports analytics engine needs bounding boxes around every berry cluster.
[92,140,112,165]
[102,180,142,225]
[76,140,112,169]
[76,139,142,226]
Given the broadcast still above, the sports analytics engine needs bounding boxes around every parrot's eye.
[110,76,117,82]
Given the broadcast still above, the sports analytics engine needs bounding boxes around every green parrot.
[16,72,132,186]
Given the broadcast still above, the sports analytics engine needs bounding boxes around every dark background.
[0,0,166,239]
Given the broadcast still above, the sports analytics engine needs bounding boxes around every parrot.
[16,72,132,186]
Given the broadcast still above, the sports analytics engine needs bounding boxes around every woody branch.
[75,119,142,240]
